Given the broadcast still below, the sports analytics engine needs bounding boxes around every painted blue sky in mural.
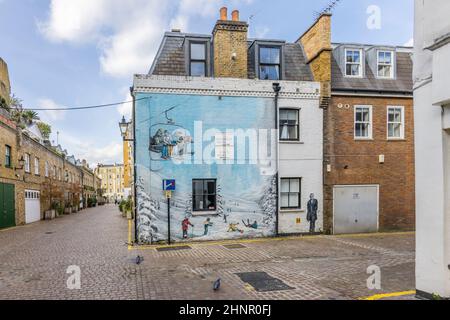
[0,0,413,166]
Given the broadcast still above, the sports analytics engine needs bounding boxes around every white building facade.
[132,76,323,243]
[414,0,450,298]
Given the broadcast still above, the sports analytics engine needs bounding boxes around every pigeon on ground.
[136,255,144,265]
[213,278,221,291]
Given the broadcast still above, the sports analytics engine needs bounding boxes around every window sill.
[354,138,374,141]
[387,138,406,142]
[280,140,304,145]
[280,209,305,213]
[192,211,218,217]
[344,75,363,79]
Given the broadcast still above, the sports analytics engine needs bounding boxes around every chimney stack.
[232,10,240,21]
[220,7,228,20]
[212,7,248,78]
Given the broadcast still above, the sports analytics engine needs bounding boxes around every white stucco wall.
[414,0,450,298]
[278,97,323,234]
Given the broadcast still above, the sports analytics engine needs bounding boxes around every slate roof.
[331,44,413,95]
[149,32,313,81]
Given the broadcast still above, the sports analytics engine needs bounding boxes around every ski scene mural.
[135,93,277,244]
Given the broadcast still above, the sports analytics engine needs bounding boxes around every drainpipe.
[273,83,281,237]
[131,86,138,244]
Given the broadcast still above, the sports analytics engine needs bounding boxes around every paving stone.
[0,205,416,300]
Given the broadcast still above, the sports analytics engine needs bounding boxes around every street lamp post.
[118,116,135,244]
[119,116,133,142]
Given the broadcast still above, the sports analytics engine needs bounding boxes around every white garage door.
[333,185,379,235]
[25,190,41,224]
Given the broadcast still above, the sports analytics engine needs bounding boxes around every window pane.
[394,110,402,122]
[288,110,298,122]
[279,110,288,121]
[190,43,206,60]
[347,50,360,63]
[206,180,216,195]
[281,179,290,193]
[362,110,370,122]
[351,64,360,76]
[206,194,216,210]
[260,47,280,64]
[289,193,299,208]
[356,123,369,137]
[281,194,289,208]
[288,126,298,140]
[259,65,280,80]
[355,110,363,122]
[191,62,206,77]
[193,180,204,196]
[194,196,204,211]
[290,179,300,193]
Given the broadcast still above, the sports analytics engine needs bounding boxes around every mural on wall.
[135,93,277,244]
[307,193,319,233]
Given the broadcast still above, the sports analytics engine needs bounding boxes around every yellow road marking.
[360,290,416,300]
[244,284,255,292]
[127,230,414,251]
[128,220,133,250]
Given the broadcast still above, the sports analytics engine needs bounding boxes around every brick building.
[0,58,10,102]
[300,15,415,234]
[0,58,101,229]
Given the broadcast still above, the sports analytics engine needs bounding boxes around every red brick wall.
[324,95,415,233]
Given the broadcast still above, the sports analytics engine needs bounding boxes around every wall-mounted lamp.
[15,156,25,171]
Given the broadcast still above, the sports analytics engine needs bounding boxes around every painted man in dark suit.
[307,193,319,233]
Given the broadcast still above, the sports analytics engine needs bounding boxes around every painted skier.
[227,223,244,234]
[242,219,258,230]
[307,193,319,233]
[203,218,213,236]
[182,217,194,239]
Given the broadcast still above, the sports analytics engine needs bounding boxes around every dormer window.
[377,50,394,78]
[189,42,207,77]
[259,46,281,80]
[345,49,362,77]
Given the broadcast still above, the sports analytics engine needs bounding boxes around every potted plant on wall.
[64,201,72,215]
[45,202,58,220]
[57,202,64,217]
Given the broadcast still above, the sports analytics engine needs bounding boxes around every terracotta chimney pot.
[232,10,240,21]
[220,7,228,20]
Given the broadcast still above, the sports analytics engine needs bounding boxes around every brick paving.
[0,205,415,300]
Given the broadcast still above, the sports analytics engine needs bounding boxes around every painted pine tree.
[136,178,162,243]
[259,175,277,228]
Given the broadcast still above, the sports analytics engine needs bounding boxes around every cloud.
[117,87,133,119]
[39,0,254,78]
[37,98,66,122]
[57,132,123,167]
[404,38,414,47]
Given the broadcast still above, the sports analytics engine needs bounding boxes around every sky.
[0,0,414,167]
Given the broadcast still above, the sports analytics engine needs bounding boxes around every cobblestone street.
[0,205,415,300]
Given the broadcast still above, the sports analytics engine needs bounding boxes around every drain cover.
[156,245,191,252]
[223,244,246,249]
[236,272,294,292]
[45,232,54,235]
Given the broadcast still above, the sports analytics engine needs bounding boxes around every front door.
[0,183,16,229]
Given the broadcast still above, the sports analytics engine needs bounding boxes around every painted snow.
[135,93,277,244]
